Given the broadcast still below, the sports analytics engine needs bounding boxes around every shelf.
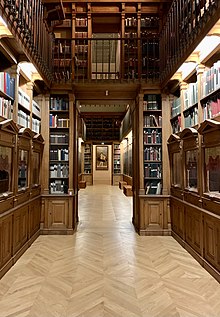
[170,113,181,121]
[144,143,162,146]
[144,160,161,163]
[143,126,162,129]
[144,177,162,180]
[0,90,14,101]
[200,87,220,103]
[49,110,69,113]
[50,143,68,146]
[183,102,198,114]
[49,177,69,179]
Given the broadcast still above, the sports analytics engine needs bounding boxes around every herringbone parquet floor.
[0,185,220,317]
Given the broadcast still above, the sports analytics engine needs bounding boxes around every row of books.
[75,18,87,27]
[50,180,68,194]
[50,149,69,161]
[50,133,69,144]
[32,100,41,118]
[18,109,30,128]
[125,32,137,39]
[203,95,220,120]
[50,97,69,111]
[171,97,181,118]
[49,115,70,128]
[143,94,161,110]
[0,72,15,99]
[202,61,220,98]
[143,115,162,127]
[75,32,88,38]
[53,59,71,68]
[75,45,88,53]
[0,98,13,119]
[142,41,159,57]
[184,107,198,128]
[50,164,69,178]
[143,129,162,144]
[18,88,30,111]
[32,118,41,134]
[141,17,159,28]
[54,43,71,55]
[184,82,198,109]
[125,17,137,27]
[145,181,162,195]
[144,163,162,178]
[144,146,161,161]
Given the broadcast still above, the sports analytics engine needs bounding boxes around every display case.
[32,134,44,188]
[167,134,182,198]
[17,128,33,192]
[198,119,220,197]
[112,143,122,185]
[0,111,17,199]
[180,128,198,192]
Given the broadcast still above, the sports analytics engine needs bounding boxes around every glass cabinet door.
[32,151,40,186]
[0,145,12,194]
[185,149,198,190]
[18,149,28,189]
[205,146,220,193]
[172,152,182,187]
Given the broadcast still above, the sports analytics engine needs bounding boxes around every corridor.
[0,185,220,317]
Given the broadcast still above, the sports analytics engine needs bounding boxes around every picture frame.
[96,145,108,170]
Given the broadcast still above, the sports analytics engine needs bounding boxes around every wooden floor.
[0,185,220,317]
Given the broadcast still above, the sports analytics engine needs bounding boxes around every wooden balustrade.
[160,0,220,86]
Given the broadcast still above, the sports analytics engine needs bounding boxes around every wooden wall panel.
[2,214,12,265]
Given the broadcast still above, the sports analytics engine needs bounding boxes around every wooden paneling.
[48,199,69,229]
[13,206,28,254]
[170,198,184,239]
[204,214,220,272]
[185,206,203,255]
[29,198,41,238]
[139,197,170,235]
[1,214,12,265]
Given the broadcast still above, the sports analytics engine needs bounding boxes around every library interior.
[0,0,220,296]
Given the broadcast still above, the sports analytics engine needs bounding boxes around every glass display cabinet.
[32,134,44,187]
[0,145,12,194]
[18,149,28,189]
[0,120,18,198]
[17,127,33,192]
[167,134,182,196]
[198,119,220,198]
[180,128,199,192]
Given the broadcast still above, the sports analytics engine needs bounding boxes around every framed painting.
[96,146,108,170]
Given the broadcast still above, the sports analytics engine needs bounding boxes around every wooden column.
[162,94,171,195]
[71,3,76,81]
[9,65,20,124]
[137,4,141,80]
[180,81,188,131]
[40,94,50,194]
[196,64,205,125]
[121,3,125,80]
[138,92,144,193]
[26,82,34,131]
[87,3,92,80]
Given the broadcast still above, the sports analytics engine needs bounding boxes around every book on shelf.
[202,61,220,97]
[203,96,220,119]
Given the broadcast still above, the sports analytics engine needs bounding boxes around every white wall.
[93,144,112,185]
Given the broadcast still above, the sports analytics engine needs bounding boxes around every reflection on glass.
[18,149,28,189]
[0,145,12,194]
[32,152,40,185]
[185,150,198,189]
[205,146,220,193]
[172,152,182,187]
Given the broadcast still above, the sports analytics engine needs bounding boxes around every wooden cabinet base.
[136,195,171,236]
[171,196,220,283]
[41,195,77,234]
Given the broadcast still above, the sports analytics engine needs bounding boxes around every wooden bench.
[123,185,133,196]
[79,180,86,189]
[119,181,127,189]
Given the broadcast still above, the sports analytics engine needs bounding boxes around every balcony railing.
[160,0,220,85]
[52,37,160,83]
[1,0,53,81]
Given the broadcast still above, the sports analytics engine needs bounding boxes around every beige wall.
[93,144,112,184]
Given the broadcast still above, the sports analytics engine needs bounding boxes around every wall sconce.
[105,90,109,96]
